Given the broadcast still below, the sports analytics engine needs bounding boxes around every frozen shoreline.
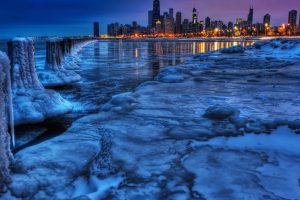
[6,39,300,199]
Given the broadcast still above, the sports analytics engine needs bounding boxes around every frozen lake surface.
[3,38,300,200]
[1,39,254,150]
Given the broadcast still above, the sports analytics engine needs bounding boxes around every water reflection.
[94,42,100,57]
[0,39,255,110]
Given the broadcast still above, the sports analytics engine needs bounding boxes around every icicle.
[7,68,15,148]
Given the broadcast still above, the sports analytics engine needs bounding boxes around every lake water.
[1,39,255,149]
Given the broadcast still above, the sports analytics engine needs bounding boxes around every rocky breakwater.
[8,38,73,125]
[0,51,13,195]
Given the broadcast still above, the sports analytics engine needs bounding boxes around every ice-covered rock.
[38,39,81,87]
[203,104,240,120]
[9,115,101,199]
[8,38,73,125]
[220,45,244,54]
[102,92,137,113]
[0,51,13,194]
[155,66,192,83]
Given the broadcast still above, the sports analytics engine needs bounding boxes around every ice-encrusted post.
[38,38,82,87]
[0,51,13,194]
[45,39,64,70]
[7,38,43,90]
[8,38,73,125]
[63,38,72,55]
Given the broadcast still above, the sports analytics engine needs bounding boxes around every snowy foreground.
[5,39,300,200]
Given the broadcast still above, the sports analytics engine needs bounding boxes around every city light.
[103,0,300,38]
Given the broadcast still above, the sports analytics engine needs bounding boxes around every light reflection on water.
[0,39,255,115]
[2,39,255,148]
[63,40,255,113]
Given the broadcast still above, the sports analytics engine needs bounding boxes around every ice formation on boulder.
[203,104,240,120]
[8,38,73,125]
[0,51,13,194]
[38,39,81,87]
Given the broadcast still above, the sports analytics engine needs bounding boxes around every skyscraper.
[228,21,234,30]
[192,8,198,25]
[175,12,182,34]
[182,19,190,34]
[205,17,211,31]
[288,10,298,28]
[263,14,271,27]
[148,10,153,28]
[93,22,100,37]
[164,17,174,34]
[247,6,254,26]
[152,0,160,27]
[169,8,174,19]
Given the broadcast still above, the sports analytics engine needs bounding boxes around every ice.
[72,175,124,200]
[0,51,13,194]
[38,38,81,87]
[8,38,73,125]
[203,104,240,120]
[185,126,300,200]
[220,45,245,53]
[7,38,300,199]
[102,92,138,113]
[9,116,101,199]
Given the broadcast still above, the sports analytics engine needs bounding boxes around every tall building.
[175,12,182,34]
[152,0,161,27]
[169,8,174,19]
[247,6,254,26]
[211,20,224,30]
[199,21,204,32]
[182,19,190,34]
[205,17,211,30]
[255,23,264,34]
[107,23,119,36]
[93,22,100,37]
[263,14,271,27]
[288,9,298,28]
[148,10,153,28]
[164,18,174,34]
[228,21,234,30]
[192,8,198,25]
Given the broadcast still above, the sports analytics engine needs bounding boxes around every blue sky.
[0,0,299,38]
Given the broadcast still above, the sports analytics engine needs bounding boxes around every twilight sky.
[0,0,299,38]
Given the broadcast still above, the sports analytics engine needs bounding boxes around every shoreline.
[12,38,256,151]
[5,38,300,199]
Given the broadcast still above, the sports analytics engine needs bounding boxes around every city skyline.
[0,0,299,38]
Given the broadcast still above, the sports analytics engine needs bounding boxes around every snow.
[185,126,300,200]
[72,175,124,200]
[0,51,13,194]
[102,92,138,113]
[38,39,82,87]
[38,70,81,87]
[7,38,300,199]
[203,104,240,120]
[219,45,245,53]
[8,38,73,125]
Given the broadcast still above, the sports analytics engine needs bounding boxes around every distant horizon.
[1,0,299,38]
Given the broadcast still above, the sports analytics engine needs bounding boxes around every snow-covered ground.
[6,39,300,200]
